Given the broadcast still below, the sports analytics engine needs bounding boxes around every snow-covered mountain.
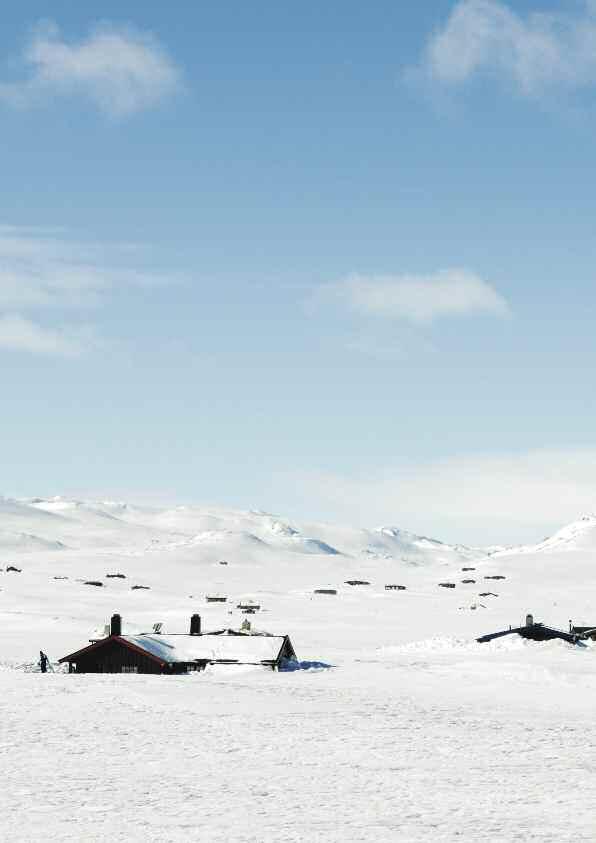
[2,496,482,564]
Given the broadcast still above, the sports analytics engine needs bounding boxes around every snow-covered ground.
[3,496,596,841]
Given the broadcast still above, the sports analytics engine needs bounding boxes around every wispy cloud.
[0,314,86,357]
[320,269,509,324]
[0,21,182,117]
[414,0,596,97]
[0,226,175,356]
[344,334,436,360]
[288,448,596,544]
[0,226,165,310]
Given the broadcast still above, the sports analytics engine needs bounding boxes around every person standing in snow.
[39,651,48,673]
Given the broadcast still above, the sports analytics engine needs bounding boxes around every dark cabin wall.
[71,638,165,674]
[279,637,297,663]
[281,636,296,660]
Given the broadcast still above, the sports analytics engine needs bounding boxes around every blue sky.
[3,1,596,543]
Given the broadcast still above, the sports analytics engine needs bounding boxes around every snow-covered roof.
[120,631,289,665]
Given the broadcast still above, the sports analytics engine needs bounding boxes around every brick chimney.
[111,613,122,636]
[190,614,201,635]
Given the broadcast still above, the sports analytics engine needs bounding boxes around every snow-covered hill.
[494,513,596,555]
[0,530,66,552]
[5,496,596,842]
[3,496,483,564]
[3,494,596,660]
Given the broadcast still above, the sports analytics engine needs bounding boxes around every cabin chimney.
[111,613,122,636]
[525,613,534,627]
[190,614,201,635]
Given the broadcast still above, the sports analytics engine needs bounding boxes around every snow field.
[4,497,596,840]
[3,661,596,843]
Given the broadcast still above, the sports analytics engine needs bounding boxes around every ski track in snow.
[3,497,596,841]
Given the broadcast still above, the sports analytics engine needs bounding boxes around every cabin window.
[121,665,138,673]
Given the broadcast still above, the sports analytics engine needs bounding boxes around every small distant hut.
[385,584,406,591]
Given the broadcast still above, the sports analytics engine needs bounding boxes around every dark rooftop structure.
[477,614,581,646]
[569,623,596,640]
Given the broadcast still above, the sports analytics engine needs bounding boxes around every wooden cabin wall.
[71,639,165,674]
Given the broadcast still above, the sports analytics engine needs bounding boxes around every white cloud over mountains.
[417,0,596,97]
[0,22,181,117]
[291,448,596,545]
[324,269,508,324]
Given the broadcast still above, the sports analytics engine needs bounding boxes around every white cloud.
[0,226,177,356]
[344,334,436,359]
[0,22,181,116]
[417,0,596,96]
[0,314,84,356]
[324,269,509,324]
[289,448,596,545]
[0,226,170,311]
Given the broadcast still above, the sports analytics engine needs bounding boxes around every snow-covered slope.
[0,495,70,529]
[495,513,596,555]
[16,496,182,549]
[5,498,596,842]
[4,495,596,660]
[9,497,483,565]
[0,531,65,552]
[0,495,491,662]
